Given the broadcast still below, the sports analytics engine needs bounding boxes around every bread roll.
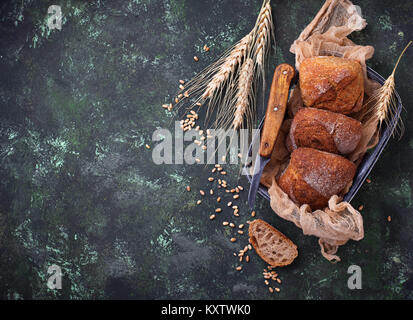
[287,107,362,155]
[299,56,364,115]
[278,148,357,210]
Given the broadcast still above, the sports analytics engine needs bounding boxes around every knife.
[248,63,295,209]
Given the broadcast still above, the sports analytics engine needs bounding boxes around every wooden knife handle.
[259,63,295,158]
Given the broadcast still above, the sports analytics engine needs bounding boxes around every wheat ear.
[252,0,274,112]
[210,58,255,169]
[202,33,253,101]
[233,58,255,130]
[254,0,273,69]
[172,0,274,138]
[372,41,411,134]
[215,0,272,130]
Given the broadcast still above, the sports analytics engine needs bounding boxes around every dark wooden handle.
[259,63,295,158]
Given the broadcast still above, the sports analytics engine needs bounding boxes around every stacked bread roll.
[278,56,364,210]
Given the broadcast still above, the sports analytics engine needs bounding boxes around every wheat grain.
[233,58,255,129]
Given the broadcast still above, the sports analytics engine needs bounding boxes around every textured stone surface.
[0,0,412,299]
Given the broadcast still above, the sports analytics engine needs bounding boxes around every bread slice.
[248,219,298,267]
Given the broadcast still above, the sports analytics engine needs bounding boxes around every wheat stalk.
[370,41,411,136]
[251,0,274,112]
[201,32,253,101]
[172,0,274,140]
[233,58,255,129]
[254,0,273,69]
[216,0,273,130]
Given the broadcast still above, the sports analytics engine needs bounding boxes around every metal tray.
[244,66,403,204]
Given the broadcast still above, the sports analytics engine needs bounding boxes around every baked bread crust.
[249,219,298,267]
[299,56,364,115]
[287,107,362,155]
[278,148,357,210]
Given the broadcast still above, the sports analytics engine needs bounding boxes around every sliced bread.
[248,219,298,267]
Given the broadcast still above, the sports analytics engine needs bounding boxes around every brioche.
[299,56,364,115]
[249,219,298,267]
[287,107,362,155]
[278,148,357,210]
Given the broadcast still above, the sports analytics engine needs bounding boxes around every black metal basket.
[245,66,403,204]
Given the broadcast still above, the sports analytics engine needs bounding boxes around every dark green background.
[0,0,412,300]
